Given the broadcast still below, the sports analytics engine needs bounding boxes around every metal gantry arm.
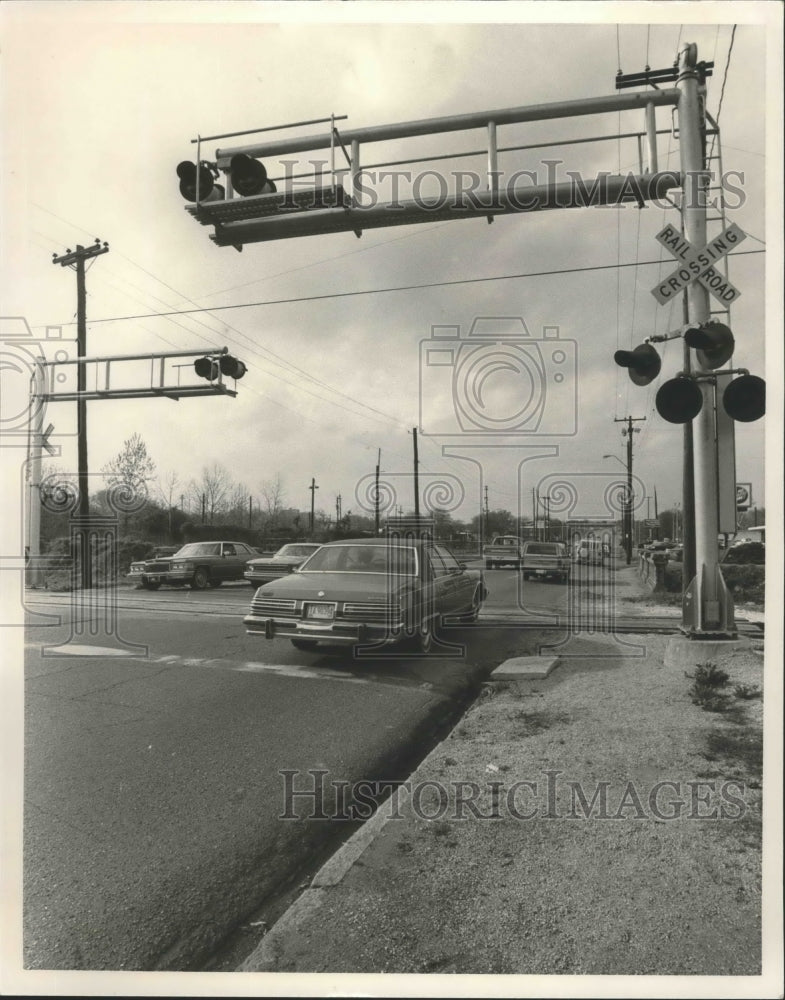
[183,88,683,247]
[35,347,237,402]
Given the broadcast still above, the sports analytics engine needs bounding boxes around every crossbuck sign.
[652,222,746,306]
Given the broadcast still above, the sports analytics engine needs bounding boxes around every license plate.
[148,576,159,583]
[305,602,335,620]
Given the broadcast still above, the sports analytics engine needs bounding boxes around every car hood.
[259,571,413,601]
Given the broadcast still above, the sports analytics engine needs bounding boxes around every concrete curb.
[238,705,470,972]
[490,655,559,680]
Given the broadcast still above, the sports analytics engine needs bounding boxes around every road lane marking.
[24,643,137,658]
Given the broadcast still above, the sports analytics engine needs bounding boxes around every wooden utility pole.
[614,415,645,565]
[309,478,319,534]
[52,239,109,588]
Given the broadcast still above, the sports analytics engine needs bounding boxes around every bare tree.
[189,463,232,524]
[102,433,156,500]
[100,433,156,530]
[260,474,285,530]
[228,481,250,524]
[157,469,180,509]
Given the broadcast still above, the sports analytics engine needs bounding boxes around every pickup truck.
[521,541,571,583]
[484,535,524,569]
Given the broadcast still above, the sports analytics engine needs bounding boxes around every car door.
[429,546,461,615]
[219,543,238,581]
[436,545,474,611]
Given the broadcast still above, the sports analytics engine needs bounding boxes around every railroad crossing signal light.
[177,161,225,203]
[229,154,277,197]
[655,377,703,424]
[722,374,765,422]
[614,343,662,386]
[683,321,735,370]
[219,355,247,379]
[194,357,219,380]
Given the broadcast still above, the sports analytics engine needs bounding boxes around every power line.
[715,25,737,126]
[56,250,766,327]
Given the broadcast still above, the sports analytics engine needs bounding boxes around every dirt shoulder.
[242,619,765,976]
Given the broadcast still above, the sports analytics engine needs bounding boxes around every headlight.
[172,562,189,571]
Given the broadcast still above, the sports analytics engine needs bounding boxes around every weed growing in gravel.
[733,683,761,700]
[687,661,732,712]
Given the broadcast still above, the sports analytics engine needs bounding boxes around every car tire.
[415,619,433,653]
[403,618,433,654]
[291,639,319,651]
[141,581,161,591]
[190,567,210,590]
[459,588,483,624]
[485,560,492,569]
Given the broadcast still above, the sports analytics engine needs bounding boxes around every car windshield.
[175,543,221,557]
[526,544,561,555]
[278,545,320,558]
[300,544,416,575]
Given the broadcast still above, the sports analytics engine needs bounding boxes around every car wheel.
[404,618,433,653]
[415,620,433,653]
[141,581,161,591]
[291,639,319,651]
[190,567,210,590]
[485,560,492,569]
[459,588,483,623]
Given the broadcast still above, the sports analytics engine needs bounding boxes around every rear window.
[525,543,561,555]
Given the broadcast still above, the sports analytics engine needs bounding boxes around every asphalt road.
[23,577,569,971]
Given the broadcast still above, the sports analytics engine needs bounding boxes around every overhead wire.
[49,250,764,328]
[33,215,409,428]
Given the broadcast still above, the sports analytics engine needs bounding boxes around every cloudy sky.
[1,1,779,531]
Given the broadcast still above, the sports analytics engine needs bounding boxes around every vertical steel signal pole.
[374,449,381,534]
[52,241,109,589]
[677,43,733,636]
[412,428,420,522]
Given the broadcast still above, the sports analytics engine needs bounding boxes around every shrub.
[662,562,764,604]
[724,542,765,565]
[688,661,732,712]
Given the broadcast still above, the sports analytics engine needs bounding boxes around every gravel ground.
[243,593,766,977]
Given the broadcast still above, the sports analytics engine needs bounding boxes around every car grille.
[144,560,172,573]
[250,596,298,617]
[342,601,400,623]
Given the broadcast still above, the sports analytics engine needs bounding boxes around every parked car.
[128,540,260,590]
[521,541,571,583]
[244,543,322,587]
[244,537,487,653]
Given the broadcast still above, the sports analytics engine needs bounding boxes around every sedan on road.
[244,537,487,653]
[244,543,322,587]
[129,541,260,590]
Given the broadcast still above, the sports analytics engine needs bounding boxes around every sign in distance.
[652,222,746,305]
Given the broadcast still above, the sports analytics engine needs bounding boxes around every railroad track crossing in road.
[652,221,746,306]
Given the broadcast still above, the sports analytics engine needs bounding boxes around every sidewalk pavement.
[239,565,767,980]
